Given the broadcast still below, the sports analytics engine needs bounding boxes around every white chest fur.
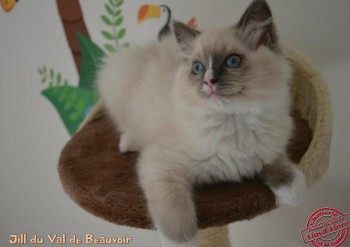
[184,109,291,184]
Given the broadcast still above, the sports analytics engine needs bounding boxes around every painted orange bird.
[1,0,18,12]
[138,4,197,40]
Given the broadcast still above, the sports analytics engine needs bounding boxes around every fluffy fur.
[98,1,307,246]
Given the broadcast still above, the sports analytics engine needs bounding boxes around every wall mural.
[38,0,124,136]
[3,0,196,136]
[1,0,18,12]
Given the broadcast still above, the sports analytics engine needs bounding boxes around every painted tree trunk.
[56,0,90,73]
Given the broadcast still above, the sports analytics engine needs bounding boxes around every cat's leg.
[158,230,197,247]
[138,149,197,247]
[260,154,307,207]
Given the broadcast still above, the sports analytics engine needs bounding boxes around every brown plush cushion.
[58,109,312,229]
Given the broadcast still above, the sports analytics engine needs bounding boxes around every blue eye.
[225,55,242,68]
[191,62,204,75]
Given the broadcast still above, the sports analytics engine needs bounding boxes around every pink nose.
[207,81,215,92]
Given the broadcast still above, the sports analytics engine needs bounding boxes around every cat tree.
[58,46,332,246]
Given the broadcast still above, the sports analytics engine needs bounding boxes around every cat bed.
[58,46,332,247]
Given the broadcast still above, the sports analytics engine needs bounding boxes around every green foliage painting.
[39,35,105,135]
[39,0,191,136]
[101,0,130,53]
[38,34,104,135]
[77,33,105,100]
[39,0,129,136]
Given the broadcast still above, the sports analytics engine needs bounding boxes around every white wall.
[1,1,349,246]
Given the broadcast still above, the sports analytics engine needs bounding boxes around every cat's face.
[188,30,249,99]
[173,0,291,111]
[184,29,259,100]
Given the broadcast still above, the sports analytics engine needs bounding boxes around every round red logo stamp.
[301,207,350,247]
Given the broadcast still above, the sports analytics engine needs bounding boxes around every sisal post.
[199,225,230,247]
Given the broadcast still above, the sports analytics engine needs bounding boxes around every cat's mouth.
[199,82,245,99]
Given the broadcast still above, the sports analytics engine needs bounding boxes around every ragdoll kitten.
[98,0,307,246]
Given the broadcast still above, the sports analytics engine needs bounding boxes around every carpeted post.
[199,226,230,247]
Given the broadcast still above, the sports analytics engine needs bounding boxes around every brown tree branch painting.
[56,0,90,73]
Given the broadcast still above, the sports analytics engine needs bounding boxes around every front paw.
[272,168,307,207]
[157,222,197,247]
[156,209,197,244]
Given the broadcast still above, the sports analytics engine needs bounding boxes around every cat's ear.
[173,21,201,55]
[236,0,278,50]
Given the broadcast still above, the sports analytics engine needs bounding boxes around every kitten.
[98,0,307,246]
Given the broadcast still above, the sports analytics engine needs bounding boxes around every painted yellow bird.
[1,0,18,12]
[138,4,197,40]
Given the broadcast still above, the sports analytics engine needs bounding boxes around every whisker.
[220,70,280,82]
[167,90,197,98]
[182,92,196,95]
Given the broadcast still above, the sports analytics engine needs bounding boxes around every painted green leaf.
[105,4,114,16]
[115,16,123,26]
[43,66,47,73]
[50,68,54,79]
[102,30,114,40]
[116,0,123,8]
[122,43,130,48]
[116,28,126,40]
[38,68,43,75]
[41,77,46,83]
[77,33,105,94]
[114,9,121,16]
[41,86,95,135]
[69,112,79,122]
[109,0,117,7]
[56,84,70,102]
[57,73,62,85]
[104,44,117,53]
[101,15,112,25]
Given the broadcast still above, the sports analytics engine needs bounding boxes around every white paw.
[272,168,307,207]
[158,229,197,247]
[119,133,131,153]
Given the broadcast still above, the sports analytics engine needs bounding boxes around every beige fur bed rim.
[76,45,332,247]
[286,45,332,187]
